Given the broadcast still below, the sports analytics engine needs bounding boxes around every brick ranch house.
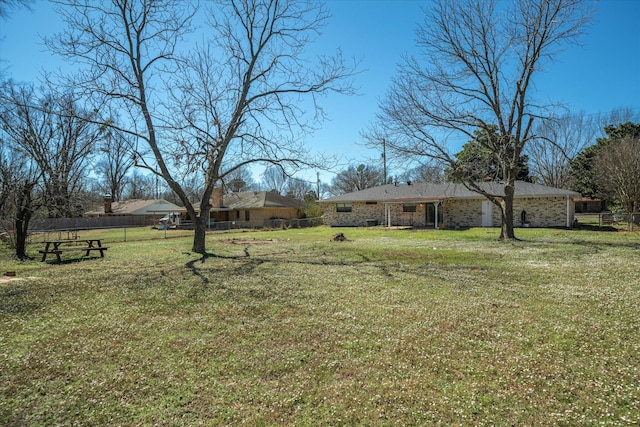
[320,181,581,229]
[86,198,183,222]
[206,189,303,227]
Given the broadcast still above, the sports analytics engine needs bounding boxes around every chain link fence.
[1,216,325,248]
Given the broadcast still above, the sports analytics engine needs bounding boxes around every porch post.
[385,203,391,227]
[434,202,440,229]
[566,196,571,228]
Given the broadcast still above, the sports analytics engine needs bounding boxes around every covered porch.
[383,198,447,229]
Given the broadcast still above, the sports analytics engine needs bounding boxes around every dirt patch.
[222,238,277,245]
[0,276,39,284]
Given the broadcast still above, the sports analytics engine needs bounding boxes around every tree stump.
[331,232,347,241]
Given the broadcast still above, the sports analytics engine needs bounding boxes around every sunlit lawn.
[1,226,639,425]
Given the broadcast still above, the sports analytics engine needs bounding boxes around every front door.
[481,200,493,227]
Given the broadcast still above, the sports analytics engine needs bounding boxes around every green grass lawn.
[1,226,639,425]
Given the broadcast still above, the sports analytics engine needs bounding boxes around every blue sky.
[2,0,639,185]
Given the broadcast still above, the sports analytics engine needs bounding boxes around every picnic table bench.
[39,239,108,262]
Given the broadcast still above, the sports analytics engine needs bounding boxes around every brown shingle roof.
[86,199,183,215]
[221,191,303,209]
[320,181,581,203]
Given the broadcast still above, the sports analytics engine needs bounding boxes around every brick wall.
[388,203,426,227]
[322,202,384,226]
[444,197,575,228]
[322,197,575,228]
[323,202,440,227]
[443,200,482,228]
[512,197,574,227]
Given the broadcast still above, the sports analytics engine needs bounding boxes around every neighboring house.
[320,181,581,229]
[86,198,183,221]
[574,197,606,213]
[208,190,303,227]
[85,191,303,229]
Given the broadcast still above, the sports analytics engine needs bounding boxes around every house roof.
[86,199,183,215]
[320,181,581,203]
[217,191,303,210]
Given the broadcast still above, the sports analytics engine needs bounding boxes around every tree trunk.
[499,181,516,240]
[14,184,34,260]
[192,214,208,254]
[14,221,28,259]
[14,210,31,260]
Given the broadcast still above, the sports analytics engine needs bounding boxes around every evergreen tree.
[569,122,640,197]
[447,126,530,183]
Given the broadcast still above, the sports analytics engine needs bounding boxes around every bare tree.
[40,93,101,217]
[0,83,100,219]
[595,107,639,131]
[285,177,312,200]
[166,0,355,251]
[378,0,590,239]
[360,123,411,184]
[95,128,135,201]
[261,166,289,194]
[223,165,257,193]
[1,155,41,259]
[398,163,445,184]
[0,84,45,259]
[0,155,9,216]
[0,0,30,20]
[528,111,598,188]
[124,169,156,200]
[329,164,385,196]
[594,136,640,219]
[48,0,355,253]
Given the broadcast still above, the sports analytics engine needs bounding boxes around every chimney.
[210,187,224,208]
[103,194,113,214]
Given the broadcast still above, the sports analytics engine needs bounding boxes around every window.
[336,203,352,212]
[245,210,250,221]
[403,204,417,213]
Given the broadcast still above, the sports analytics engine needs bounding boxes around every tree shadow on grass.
[184,244,400,298]
[515,230,640,251]
[572,224,619,232]
[185,252,227,285]
[41,256,105,265]
[184,248,277,299]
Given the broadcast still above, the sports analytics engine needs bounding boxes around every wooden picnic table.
[39,239,108,262]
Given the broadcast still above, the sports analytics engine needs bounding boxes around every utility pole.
[382,138,387,184]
